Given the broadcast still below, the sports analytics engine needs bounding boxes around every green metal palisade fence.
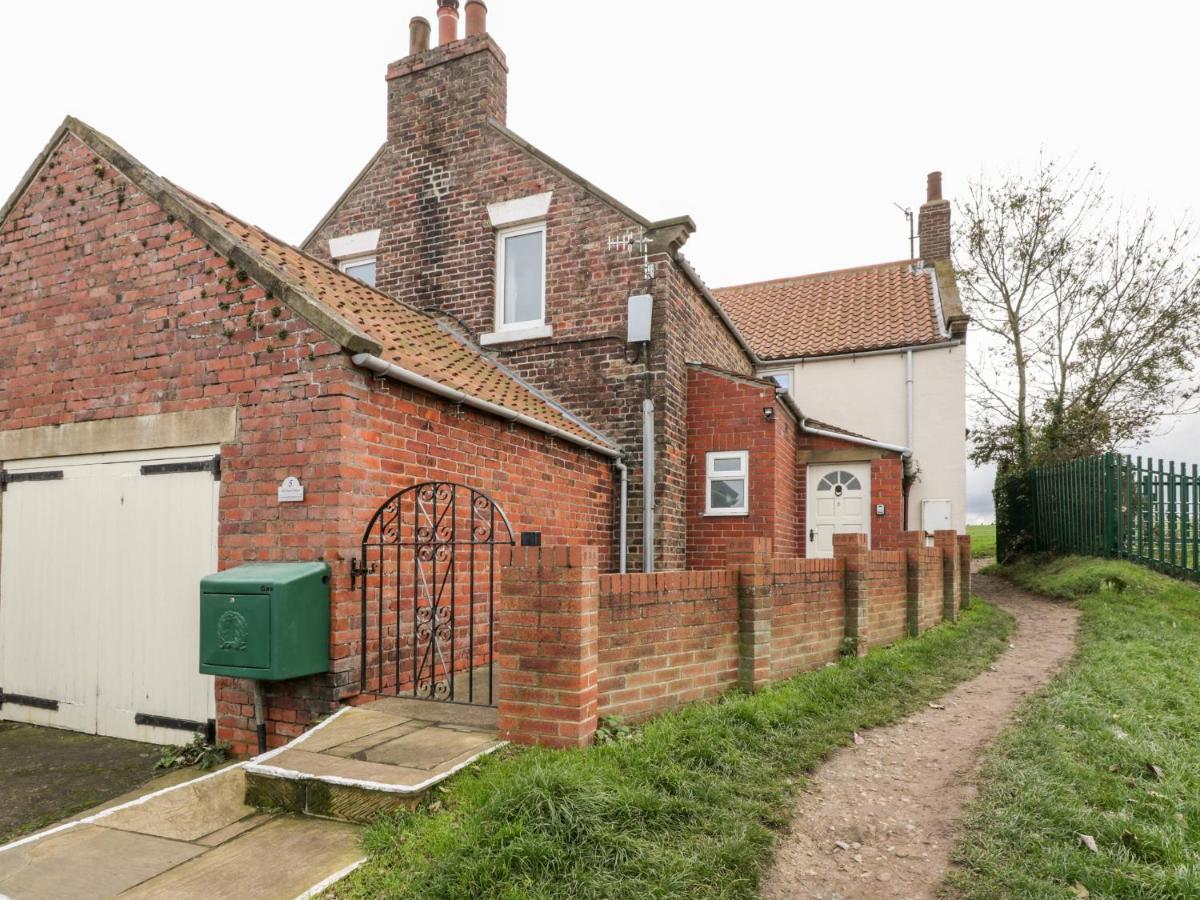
[1031,452,1200,577]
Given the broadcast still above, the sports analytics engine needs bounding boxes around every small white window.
[706,450,749,516]
[339,256,377,288]
[496,222,546,329]
[761,369,791,393]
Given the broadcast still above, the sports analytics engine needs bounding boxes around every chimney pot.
[437,0,460,45]
[926,171,943,203]
[465,0,487,36]
[409,16,431,55]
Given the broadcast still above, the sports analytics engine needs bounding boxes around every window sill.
[704,509,749,517]
[480,324,554,346]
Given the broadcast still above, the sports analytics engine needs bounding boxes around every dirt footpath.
[761,572,1080,900]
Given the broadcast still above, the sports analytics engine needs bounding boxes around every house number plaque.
[277,476,305,503]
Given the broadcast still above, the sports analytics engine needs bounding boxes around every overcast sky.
[3,1,1198,523]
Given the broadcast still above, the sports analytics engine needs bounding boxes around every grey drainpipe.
[642,399,655,573]
[905,349,915,529]
[615,459,628,574]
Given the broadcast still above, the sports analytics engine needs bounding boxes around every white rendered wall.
[776,343,967,533]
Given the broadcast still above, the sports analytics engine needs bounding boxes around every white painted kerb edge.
[246,705,507,795]
[0,706,347,857]
[292,858,368,900]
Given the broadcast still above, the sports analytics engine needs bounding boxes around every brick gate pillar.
[834,533,870,655]
[899,531,926,637]
[934,530,961,622]
[497,546,599,748]
[957,534,973,610]
[728,537,773,691]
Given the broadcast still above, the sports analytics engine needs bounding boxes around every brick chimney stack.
[386,1,508,144]
[437,0,460,45]
[918,170,951,262]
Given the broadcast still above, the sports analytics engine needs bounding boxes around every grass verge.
[947,556,1200,898]
[330,602,1013,899]
[968,523,996,559]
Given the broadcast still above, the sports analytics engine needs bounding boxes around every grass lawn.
[968,523,996,558]
[330,602,1013,899]
[947,557,1200,898]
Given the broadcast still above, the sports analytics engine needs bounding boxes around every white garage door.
[0,446,220,744]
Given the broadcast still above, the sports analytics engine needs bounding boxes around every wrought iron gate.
[355,482,513,705]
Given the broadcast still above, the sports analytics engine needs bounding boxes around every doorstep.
[244,698,504,824]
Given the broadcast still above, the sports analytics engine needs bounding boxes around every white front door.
[807,463,871,558]
[0,446,220,743]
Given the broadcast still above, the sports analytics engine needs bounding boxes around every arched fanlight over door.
[816,470,862,498]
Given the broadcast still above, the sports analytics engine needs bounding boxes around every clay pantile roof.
[714,260,947,360]
[183,192,614,451]
[0,118,616,456]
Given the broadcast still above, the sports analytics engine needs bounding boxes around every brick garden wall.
[0,130,614,756]
[596,570,739,722]
[499,531,969,747]
[906,546,945,636]
[864,550,908,648]
[769,558,845,680]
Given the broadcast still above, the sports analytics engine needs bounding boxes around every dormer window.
[339,256,377,288]
[328,229,381,288]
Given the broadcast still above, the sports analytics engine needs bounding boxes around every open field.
[968,524,996,558]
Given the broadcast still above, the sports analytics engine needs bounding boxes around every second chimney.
[437,0,460,45]
[409,16,431,55]
[918,170,951,262]
[465,0,487,36]
[926,171,943,203]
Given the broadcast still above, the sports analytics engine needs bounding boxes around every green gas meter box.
[199,562,330,681]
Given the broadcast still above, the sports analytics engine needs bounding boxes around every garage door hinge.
[139,455,221,481]
[0,469,65,492]
[134,712,216,742]
[0,689,60,711]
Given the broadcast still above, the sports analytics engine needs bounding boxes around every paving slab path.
[761,571,1080,900]
[0,766,362,900]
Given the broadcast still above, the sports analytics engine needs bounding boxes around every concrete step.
[0,767,363,900]
[245,699,503,824]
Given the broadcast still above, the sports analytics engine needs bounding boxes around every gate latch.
[349,557,376,589]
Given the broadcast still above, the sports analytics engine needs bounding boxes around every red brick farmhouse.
[0,2,967,752]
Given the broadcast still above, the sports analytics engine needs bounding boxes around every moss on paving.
[946,556,1200,898]
[0,723,163,844]
[329,602,1014,899]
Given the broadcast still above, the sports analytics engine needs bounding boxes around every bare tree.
[958,159,1200,469]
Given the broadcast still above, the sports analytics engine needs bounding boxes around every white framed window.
[495,222,546,331]
[338,255,377,288]
[705,450,749,516]
[761,369,791,394]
